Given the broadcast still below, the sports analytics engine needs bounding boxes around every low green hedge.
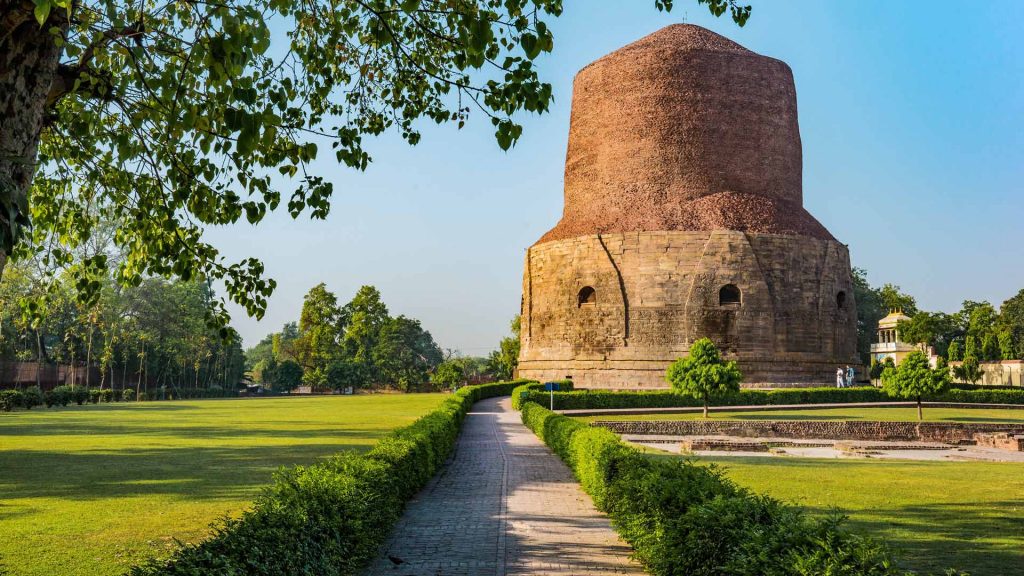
[130,380,524,576]
[520,401,930,576]
[522,386,1024,410]
[510,379,573,410]
[934,388,1024,404]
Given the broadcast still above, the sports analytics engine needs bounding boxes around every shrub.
[518,386,892,411]
[518,383,1024,411]
[130,380,525,576]
[0,390,24,412]
[869,359,885,380]
[510,379,569,410]
[99,388,113,402]
[519,401,905,576]
[123,389,136,402]
[138,392,149,401]
[953,356,984,385]
[70,386,90,405]
[46,386,73,408]
[934,387,1024,404]
[22,386,43,409]
[88,389,101,404]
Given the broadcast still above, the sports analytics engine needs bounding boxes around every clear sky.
[204,0,1024,352]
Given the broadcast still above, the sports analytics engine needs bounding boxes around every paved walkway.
[363,397,644,576]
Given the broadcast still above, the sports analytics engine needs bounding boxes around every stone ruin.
[517,24,861,388]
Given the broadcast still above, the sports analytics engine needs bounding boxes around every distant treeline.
[0,258,244,397]
[245,284,519,392]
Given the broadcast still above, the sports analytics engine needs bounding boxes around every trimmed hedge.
[520,401,928,576]
[130,380,525,576]
[510,379,573,410]
[522,386,1024,410]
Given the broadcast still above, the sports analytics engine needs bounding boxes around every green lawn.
[0,394,446,576]
[672,455,1024,576]
[581,406,1024,423]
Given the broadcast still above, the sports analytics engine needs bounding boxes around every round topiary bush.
[1,389,25,412]
[23,386,43,410]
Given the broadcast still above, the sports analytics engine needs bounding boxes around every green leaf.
[33,0,51,25]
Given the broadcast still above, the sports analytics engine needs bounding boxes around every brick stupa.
[517,25,861,388]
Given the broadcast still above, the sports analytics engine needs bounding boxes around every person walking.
[836,367,845,388]
[846,365,855,387]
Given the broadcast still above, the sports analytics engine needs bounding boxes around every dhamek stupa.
[517,24,860,388]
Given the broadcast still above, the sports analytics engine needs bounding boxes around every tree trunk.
[917,397,923,421]
[85,328,93,388]
[0,2,66,279]
[34,330,41,388]
[703,400,709,419]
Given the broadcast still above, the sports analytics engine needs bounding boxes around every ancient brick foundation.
[974,432,1024,451]
[518,230,860,388]
[593,420,1024,444]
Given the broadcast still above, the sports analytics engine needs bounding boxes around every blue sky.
[205,0,1024,352]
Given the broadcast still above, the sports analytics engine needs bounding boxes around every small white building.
[870,310,937,367]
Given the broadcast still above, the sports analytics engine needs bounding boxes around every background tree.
[431,359,466,391]
[1,0,750,329]
[325,359,367,391]
[964,336,978,359]
[372,315,443,391]
[998,329,1015,361]
[878,283,918,315]
[293,283,342,390]
[896,311,958,357]
[952,356,984,386]
[881,350,949,421]
[487,315,521,381]
[665,338,742,418]
[269,360,303,392]
[998,289,1024,360]
[851,267,885,364]
[981,333,1000,362]
[342,285,390,375]
[947,341,962,362]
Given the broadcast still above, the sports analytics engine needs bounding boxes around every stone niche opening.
[577,286,597,307]
[719,284,741,306]
[837,291,847,309]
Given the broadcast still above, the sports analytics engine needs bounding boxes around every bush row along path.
[560,400,1024,417]
[364,397,644,575]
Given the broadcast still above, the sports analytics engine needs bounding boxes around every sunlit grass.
[0,394,446,576]
[668,454,1024,576]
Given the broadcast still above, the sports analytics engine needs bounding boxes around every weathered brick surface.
[974,432,1024,451]
[364,398,643,576]
[518,231,860,388]
[595,419,1024,444]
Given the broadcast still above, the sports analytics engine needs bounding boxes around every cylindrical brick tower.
[517,24,861,388]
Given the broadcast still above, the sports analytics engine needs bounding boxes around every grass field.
[0,394,446,576]
[673,455,1024,576]
[581,406,1024,423]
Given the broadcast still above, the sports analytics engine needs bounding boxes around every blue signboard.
[544,382,560,392]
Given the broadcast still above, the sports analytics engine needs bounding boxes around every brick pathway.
[363,397,644,576]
